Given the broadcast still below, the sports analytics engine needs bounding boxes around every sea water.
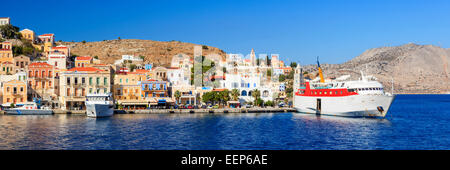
[0,95,449,150]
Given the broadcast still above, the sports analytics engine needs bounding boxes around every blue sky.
[3,0,450,64]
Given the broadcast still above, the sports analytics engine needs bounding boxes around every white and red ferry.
[294,60,395,118]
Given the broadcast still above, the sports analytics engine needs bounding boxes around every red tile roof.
[29,62,53,67]
[76,56,92,61]
[129,69,150,74]
[52,46,67,49]
[67,67,104,72]
[39,34,54,37]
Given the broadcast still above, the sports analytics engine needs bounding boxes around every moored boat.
[4,102,53,115]
[294,59,395,118]
[85,93,114,118]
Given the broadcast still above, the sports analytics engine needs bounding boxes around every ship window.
[324,91,327,94]
[319,92,322,95]
[335,91,337,95]
[341,83,344,87]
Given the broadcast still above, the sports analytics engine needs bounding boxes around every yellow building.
[0,61,13,75]
[2,80,27,105]
[59,67,111,110]
[74,56,93,67]
[113,69,151,109]
[20,29,35,42]
[0,41,13,62]
[43,42,53,54]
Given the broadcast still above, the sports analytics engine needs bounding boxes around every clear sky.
[3,0,450,64]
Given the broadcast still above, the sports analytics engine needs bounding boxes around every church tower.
[250,48,256,66]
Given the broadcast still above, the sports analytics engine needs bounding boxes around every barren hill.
[303,43,450,94]
[57,39,226,67]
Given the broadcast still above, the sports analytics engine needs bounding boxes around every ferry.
[85,93,114,118]
[4,102,53,115]
[294,59,395,118]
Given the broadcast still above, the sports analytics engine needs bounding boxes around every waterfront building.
[20,29,36,43]
[145,64,153,70]
[37,34,55,45]
[113,71,146,109]
[27,62,58,107]
[167,67,191,87]
[47,45,70,58]
[152,66,168,81]
[75,56,93,67]
[13,55,30,73]
[47,50,67,70]
[0,17,10,26]
[0,61,13,75]
[0,41,13,62]
[0,73,27,105]
[2,80,27,106]
[114,55,143,65]
[59,67,111,110]
[140,79,173,108]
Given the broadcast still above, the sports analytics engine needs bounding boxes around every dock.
[1,108,297,115]
[116,107,297,114]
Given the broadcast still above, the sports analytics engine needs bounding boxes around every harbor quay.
[0,108,296,115]
[1,107,295,115]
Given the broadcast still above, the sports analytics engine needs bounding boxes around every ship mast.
[317,56,325,83]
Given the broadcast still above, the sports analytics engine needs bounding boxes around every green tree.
[252,89,261,106]
[0,24,20,39]
[231,89,240,101]
[174,90,181,105]
[93,56,99,59]
[267,69,272,77]
[290,62,297,68]
[279,74,286,82]
[129,64,137,72]
[220,89,230,106]
[139,55,145,60]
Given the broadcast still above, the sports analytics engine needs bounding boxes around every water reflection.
[0,95,449,150]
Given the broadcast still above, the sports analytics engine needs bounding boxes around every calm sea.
[0,94,449,150]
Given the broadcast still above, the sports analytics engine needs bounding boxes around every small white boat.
[4,102,53,115]
[86,93,114,118]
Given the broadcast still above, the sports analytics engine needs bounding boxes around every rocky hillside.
[57,39,226,67]
[303,43,450,94]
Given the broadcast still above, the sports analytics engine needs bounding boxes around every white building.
[0,17,10,26]
[47,51,67,70]
[114,55,143,65]
[167,67,191,88]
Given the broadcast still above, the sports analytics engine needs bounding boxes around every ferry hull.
[294,94,395,118]
[86,103,114,118]
[5,109,53,115]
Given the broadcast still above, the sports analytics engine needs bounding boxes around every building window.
[74,77,78,85]
[82,77,85,84]
[96,77,100,85]
[67,77,70,85]
[49,81,52,87]
[104,77,107,85]
[89,77,93,85]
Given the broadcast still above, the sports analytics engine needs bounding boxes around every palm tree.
[221,89,231,106]
[174,90,181,105]
[252,89,261,107]
[231,89,240,101]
